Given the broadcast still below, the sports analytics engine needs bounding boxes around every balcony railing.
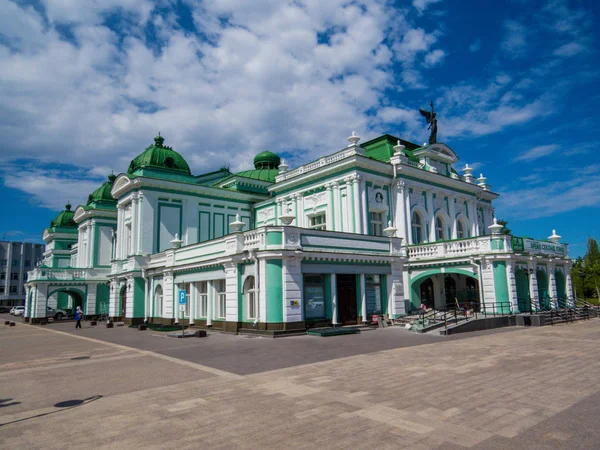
[407,235,506,261]
[26,267,109,282]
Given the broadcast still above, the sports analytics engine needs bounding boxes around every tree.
[497,219,511,235]
[585,237,600,301]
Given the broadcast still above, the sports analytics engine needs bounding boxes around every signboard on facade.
[511,237,524,252]
[522,238,565,257]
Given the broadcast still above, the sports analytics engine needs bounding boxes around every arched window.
[412,212,423,244]
[154,285,163,317]
[457,220,466,239]
[435,216,446,241]
[244,276,258,320]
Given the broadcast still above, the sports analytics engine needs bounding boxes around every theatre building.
[25,132,573,333]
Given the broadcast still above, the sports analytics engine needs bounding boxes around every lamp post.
[524,268,534,314]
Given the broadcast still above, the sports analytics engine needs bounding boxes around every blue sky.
[0,0,598,257]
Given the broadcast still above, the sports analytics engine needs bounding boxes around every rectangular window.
[366,275,382,315]
[0,259,7,265]
[0,285,4,293]
[304,274,326,319]
[248,291,257,320]
[370,212,384,236]
[10,286,18,294]
[309,213,327,231]
[215,279,226,319]
[0,272,5,280]
[197,281,208,317]
[12,259,19,266]
[11,273,19,281]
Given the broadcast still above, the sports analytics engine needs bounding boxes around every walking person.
[75,306,83,329]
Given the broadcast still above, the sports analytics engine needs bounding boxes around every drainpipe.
[142,269,149,323]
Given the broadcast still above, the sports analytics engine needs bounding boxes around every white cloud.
[553,42,585,57]
[496,173,600,219]
[501,21,527,57]
[469,39,481,52]
[423,49,446,67]
[514,144,559,162]
[412,0,443,15]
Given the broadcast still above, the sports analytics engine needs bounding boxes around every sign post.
[179,289,186,337]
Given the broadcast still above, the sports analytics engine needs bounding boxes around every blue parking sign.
[179,289,186,305]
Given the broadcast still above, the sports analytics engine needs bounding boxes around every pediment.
[111,174,134,198]
[413,143,458,163]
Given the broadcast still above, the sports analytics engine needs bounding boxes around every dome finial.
[154,133,165,147]
[65,202,71,211]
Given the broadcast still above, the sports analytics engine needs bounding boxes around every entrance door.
[337,274,357,324]
[420,278,434,309]
[444,276,457,309]
[120,286,127,319]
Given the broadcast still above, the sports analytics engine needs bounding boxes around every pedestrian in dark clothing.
[75,307,83,329]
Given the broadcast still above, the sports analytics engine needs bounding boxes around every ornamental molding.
[257,206,275,222]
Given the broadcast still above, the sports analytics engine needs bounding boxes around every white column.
[295,193,303,227]
[332,181,340,231]
[360,274,367,323]
[130,197,138,256]
[207,280,214,327]
[325,183,333,230]
[405,186,412,244]
[116,205,123,259]
[529,265,539,310]
[566,269,574,306]
[331,273,338,325]
[548,265,557,301]
[24,286,30,318]
[136,193,144,253]
[352,176,361,233]
[87,283,97,315]
[506,262,518,312]
[360,177,368,234]
[190,282,196,325]
[427,191,435,241]
[89,221,96,268]
[449,197,457,239]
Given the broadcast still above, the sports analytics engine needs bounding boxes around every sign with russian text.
[523,239,565,257]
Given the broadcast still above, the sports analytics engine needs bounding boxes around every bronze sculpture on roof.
[419,100,438,144]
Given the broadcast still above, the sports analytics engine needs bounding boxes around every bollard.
[138,324,147,331]
[4,320,10,325]
[10,322,16,327]
[106,322,114,328]
[195,330,207,338]
[90,321,97,326]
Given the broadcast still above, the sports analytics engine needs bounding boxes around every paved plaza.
[1,316,600,449]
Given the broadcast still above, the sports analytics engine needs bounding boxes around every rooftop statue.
[419,100,438,145]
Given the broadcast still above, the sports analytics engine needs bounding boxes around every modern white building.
[25,133,573,333]
[0,241,45,306]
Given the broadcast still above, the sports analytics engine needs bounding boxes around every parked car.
[46,306,68,320]
[11,306,25,316]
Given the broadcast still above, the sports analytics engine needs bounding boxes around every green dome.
[87,174,117,205]
[128,135,191,175]
[50,203,77,228]
[253,150,281,169]
[235,168,279,182]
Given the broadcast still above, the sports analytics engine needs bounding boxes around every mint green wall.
[492,262,511,313]
[537,269,549,309]
[266,260,283,322]
[555,270,567,299]
[266,231,283,245]
[133,278,145,317]
[514,269,530,312]
[57,292,70,310]
[96,284,110,316]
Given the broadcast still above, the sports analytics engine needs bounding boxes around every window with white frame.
[216,279,226,318]
[154,285,163,317]
[183,283,191,317]
[412,211,424,244]
[370,212,384,236]
[457,220,467,239]
[244,276,258,320]
[309,212,327,230]
[435,216,446,241]
[197,281,208,318]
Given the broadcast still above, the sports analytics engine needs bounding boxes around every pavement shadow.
[0,398,21,408]
[0,395,103,427]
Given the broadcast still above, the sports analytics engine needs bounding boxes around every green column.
[492,262,510,314]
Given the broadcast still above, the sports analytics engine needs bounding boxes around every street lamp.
[524,268,534,314]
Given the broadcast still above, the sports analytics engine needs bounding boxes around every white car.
[11,306,25,316]
[46,306,68,320]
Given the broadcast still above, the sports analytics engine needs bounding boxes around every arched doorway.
[444,276,457,309]
[243,276,257,320]
[536,269,550,310]
[555,270,567,307]
[119,285,127,319]
[47,288,85,318]
[420,278,434,309]
[154,285,163,318]
[515,269,531,312]
[465,276,480,311]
